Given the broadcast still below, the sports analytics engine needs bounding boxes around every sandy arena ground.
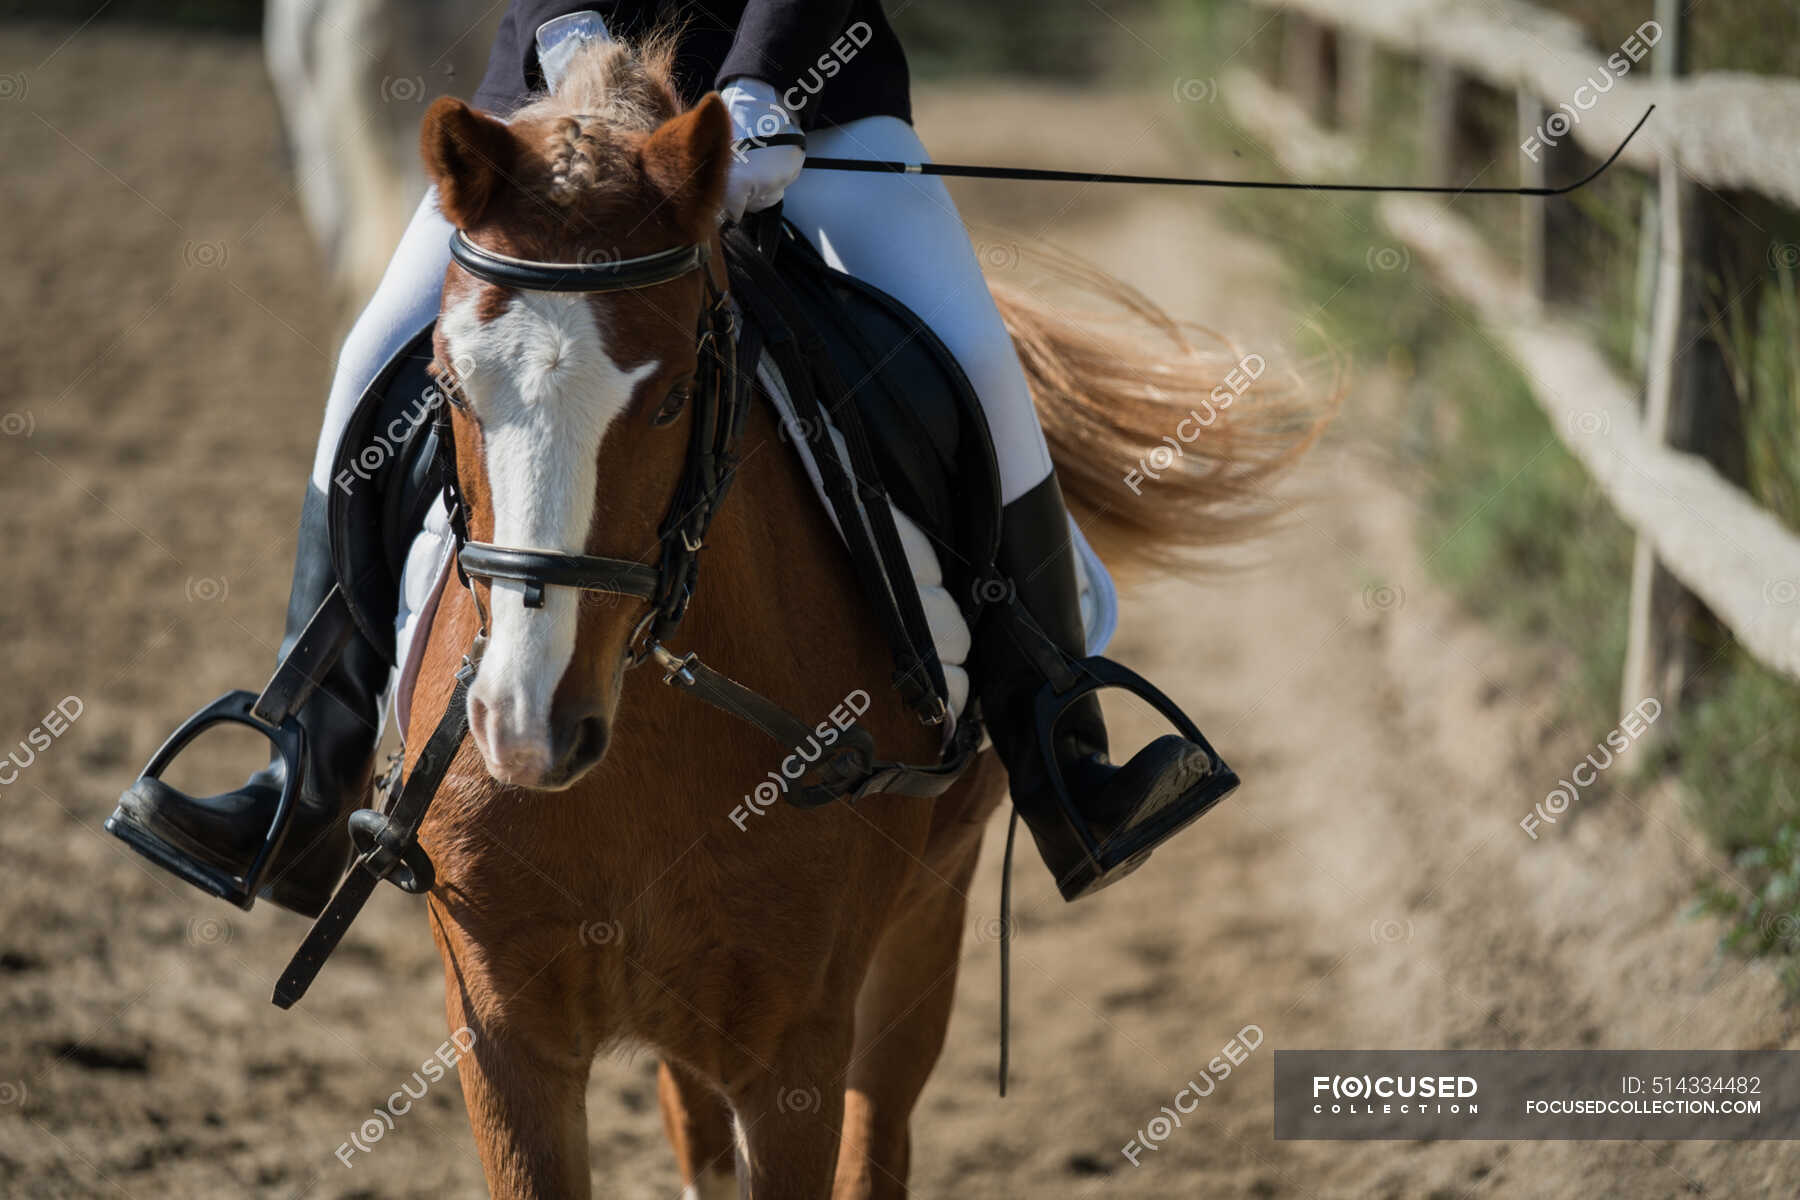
[1,24,1794,1199]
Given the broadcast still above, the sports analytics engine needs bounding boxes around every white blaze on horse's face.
[441,288,657,788]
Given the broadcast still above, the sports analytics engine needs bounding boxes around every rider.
[114,0,1226,911]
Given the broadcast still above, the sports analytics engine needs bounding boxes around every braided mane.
[508,31,685,207]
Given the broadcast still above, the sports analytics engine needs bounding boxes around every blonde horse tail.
[991,241,1335,574]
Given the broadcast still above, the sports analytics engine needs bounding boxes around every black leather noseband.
[441,228,745,651]
[455,543,660,610]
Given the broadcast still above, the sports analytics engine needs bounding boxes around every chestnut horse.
[404,35,1318,1200]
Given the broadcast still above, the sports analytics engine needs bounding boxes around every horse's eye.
[651,380,692,427]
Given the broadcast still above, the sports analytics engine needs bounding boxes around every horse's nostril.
[558,712,609,775]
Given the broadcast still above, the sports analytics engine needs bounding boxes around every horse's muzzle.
[467,688,610,791]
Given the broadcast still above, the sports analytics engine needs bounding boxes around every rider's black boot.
[973,474,1237,901]
[114,484,389,917]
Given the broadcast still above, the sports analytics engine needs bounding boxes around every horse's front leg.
[433,903,597,1199]
[730,1018,856,1199]
[659,1059,739,1197]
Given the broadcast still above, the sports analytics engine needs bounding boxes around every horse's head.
[419,43,730,790]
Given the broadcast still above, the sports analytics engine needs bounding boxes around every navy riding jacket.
[472,0,911,129]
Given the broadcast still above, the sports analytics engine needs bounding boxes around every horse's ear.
[641,93,731,229]
[421,97,516,229]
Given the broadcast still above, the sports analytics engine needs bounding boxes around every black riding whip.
[798,104,1654,196]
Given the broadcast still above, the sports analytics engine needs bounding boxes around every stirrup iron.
[1032,655,1240,876]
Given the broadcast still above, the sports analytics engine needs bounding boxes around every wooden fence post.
[1421,57,1457,186]
[1281,13,1334,124]
[1518,91,1548,305]
[1621,0,1718,730]
[1338,32,1375,133]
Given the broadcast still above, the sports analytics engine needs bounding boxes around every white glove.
[719,78,804,223]
[536,12,613,93]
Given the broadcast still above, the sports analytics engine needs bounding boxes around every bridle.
[439,227,748,669]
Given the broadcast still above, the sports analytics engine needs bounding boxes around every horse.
[403,34,1321,1199]
[264,0,502,303]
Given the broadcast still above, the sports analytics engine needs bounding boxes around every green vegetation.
[1155,9,1637,728]
[1149,1,1800,982]
[1723,263,1800,533]
[1534,0,1800,78]
[1684,261,1800,974]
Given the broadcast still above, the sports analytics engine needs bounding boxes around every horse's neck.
[681,400,938,763]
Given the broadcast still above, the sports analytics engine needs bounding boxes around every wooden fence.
[1225,0,1800,722]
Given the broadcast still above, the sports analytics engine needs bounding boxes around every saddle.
[735,220,1003,629]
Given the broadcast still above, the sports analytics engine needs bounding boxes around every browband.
[449,229,709,293]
